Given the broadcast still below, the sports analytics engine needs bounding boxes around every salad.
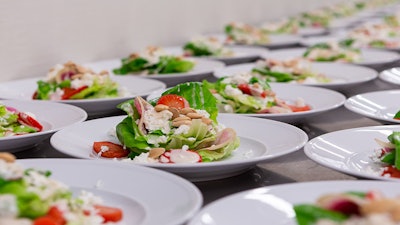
[93,82,240,163]
[345,23,400,49]
[33,61,126,100]
[225,22,270,45]
[303,42,361,62]
[0,103,43,137]
[183,36,234,57]
[203,72,311,114]
[113,46,195,75]
[371,131,400,178]
[294,190,400,225]
[252,58,330,84]
[394,110,400,120]
[261,18,299,34]
[0,153,123,225]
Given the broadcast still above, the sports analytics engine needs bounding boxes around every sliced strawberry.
[93,141,129,158]
[18,112,43,131]
[61,86,88,100]
[157,94,189,109]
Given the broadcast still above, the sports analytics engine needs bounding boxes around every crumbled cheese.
[224,85,243,97]
[0,194,18,218]
[174,124,191,135]
[0,160,24,180]
[24,170,69,201]
[147,135,168,146]
[143,108,173,134]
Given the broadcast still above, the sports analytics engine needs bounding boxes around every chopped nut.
[148,148,165,159]
[172,115,191,122]
[0,153,16,163]
[172,120,192,127]
[154,104,169,112]
[186,112,203,119]
[180,108,196,115]
[71,73,84,79]
[76,65,88,74]
[201,117,212,125]
[168,107,180,119]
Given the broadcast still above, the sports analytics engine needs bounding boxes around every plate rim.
[187,180,400,225]
[50,114,308,170]
[213,61,378,87]
[0,99,87,141]
[344,89,400,124]
[0,76,167,103]
[86,57,226,79]
[304,124,400,181]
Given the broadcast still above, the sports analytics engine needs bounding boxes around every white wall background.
[0,0,341,82]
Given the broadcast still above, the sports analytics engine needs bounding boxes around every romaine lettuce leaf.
[160,81,218,122]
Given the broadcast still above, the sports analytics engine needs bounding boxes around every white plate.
[146,83,346,124]
[0,100,87,152]
[85,58,225,87]
[379,67,400,85]
[304,124,400,181]
[165,46,267,65]
[0,76,166,117]
[213,62,377,90]
[50,114,308,182]
[187,180,400,225]
[344,89,400,124]
[261,47,400,68]
[19,158,202,225]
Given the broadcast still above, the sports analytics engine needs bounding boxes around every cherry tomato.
[287,104,311,112]
[94,205,123,222]
[157,94,189,109]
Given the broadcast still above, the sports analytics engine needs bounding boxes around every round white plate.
[19,158,202,225]
[213,62,377,90]
[85,58,225,87]
[0,76,166,117]
[304,124,400,181]
[165,46,267,65]
[50,114,308,182]
[345,89,400,124]
[379,67,400,85]
[187,180,400,225]
[146,83,346,124]
[261,47,400,68]
[0,100,87,152]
